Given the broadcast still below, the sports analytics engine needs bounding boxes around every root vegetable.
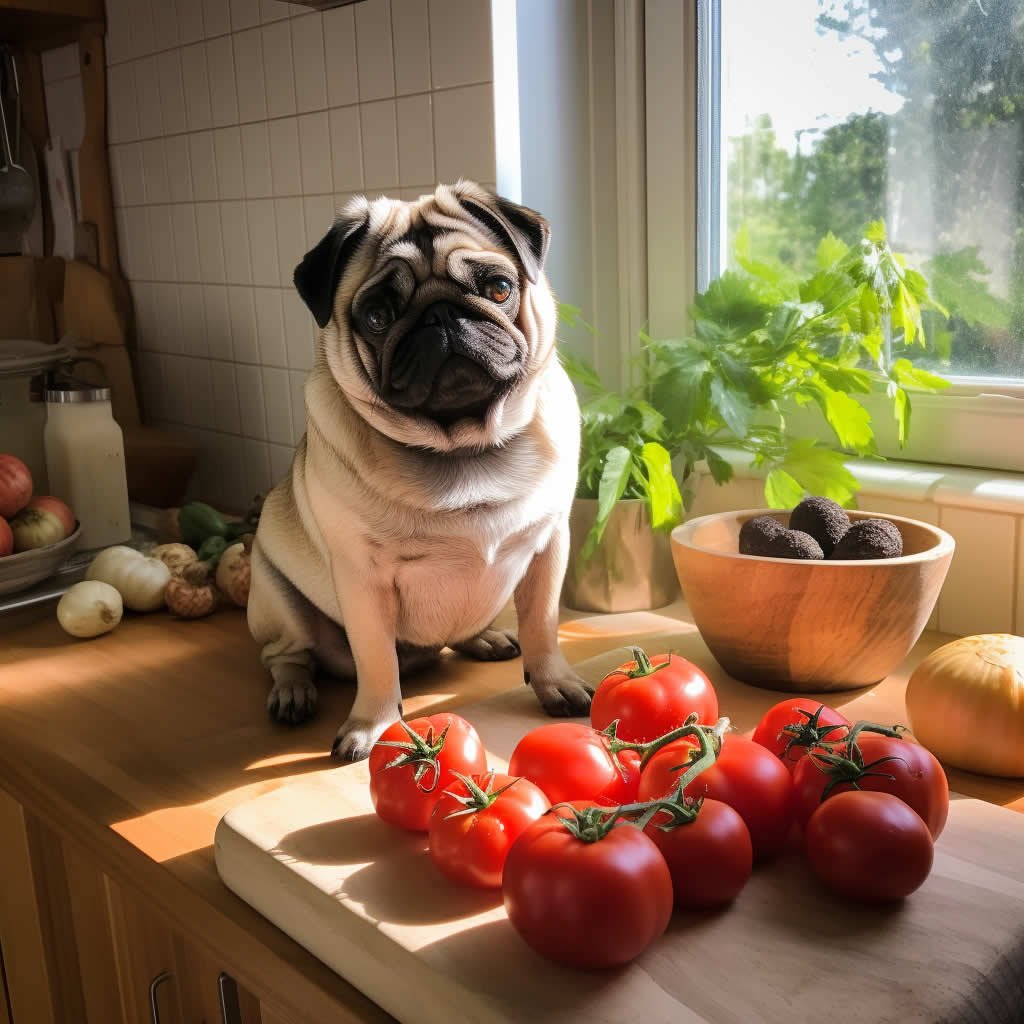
[57,581,123,638]
[165,560,219,619]
[906,634,1024,778]
[152,543,199,577]
[11,506,67,551]
[215,540,251,607]
[86,546,171,612]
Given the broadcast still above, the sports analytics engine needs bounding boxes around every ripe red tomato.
[0,516,11,558]
[645,799,752,909]
[25,496,75,538]
[369,714,487,832]
[792,733,949,838]
[0,454,32,520]
[804,791,934,903]
[751,698,850,773]
[590,649,719,742]
[503,806,673,968]
[507,723,641,806]
[428,773,549,889]
[639,735,794,860]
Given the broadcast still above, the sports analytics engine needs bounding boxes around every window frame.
[642,0,1024,474]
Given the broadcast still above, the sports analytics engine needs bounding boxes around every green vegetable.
[224,520,253,542]
[197,535,228,565]
[179,502,228,547]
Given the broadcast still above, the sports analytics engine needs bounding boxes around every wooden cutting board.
[216,629,1024,1024]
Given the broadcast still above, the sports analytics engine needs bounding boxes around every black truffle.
[790,497,850,557]
[740,516,824,560]
[739,515,784,555]
[763,529,825,560]
[830,519,904,560]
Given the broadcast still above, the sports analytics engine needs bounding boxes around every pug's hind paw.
[267,676,319,725]
[529,670,594,718]
[331,716,392,762]
[453,629,521,661]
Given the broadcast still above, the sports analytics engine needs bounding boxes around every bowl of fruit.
[670,497,955,692]
[0,454,80,597]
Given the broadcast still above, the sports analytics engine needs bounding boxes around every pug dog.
[247,181,593,759]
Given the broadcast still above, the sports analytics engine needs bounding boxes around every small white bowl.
[0,525,83,597]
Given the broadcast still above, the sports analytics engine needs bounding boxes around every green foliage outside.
[563,223,949,563]
[730,0,1023,376]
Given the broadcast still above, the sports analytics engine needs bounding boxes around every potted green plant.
[562,221,949,612]
[560,347,683,612]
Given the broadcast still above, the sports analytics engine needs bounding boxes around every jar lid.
[45,385,112,403]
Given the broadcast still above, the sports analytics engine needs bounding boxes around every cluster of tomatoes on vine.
[367,647,949,970]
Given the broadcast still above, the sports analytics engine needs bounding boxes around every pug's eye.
[363,302,394,333]
[482,277,513,303]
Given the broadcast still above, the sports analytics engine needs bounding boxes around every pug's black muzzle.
[381,302,522,423]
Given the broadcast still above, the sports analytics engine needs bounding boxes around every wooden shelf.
[0,0,104,49]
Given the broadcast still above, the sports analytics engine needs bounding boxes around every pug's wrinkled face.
[294,182,556,451]
[350,230,525,426]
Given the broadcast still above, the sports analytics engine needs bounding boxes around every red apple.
[0,516,12,557]
[0,455,32,519]
[26,496,75,538]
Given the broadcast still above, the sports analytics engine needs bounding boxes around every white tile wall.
[428,0,493,89]
[87,0,497,510]
[323,5,359,107]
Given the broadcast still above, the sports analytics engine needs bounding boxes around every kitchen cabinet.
[0,785,268,1024]
[0,948,9,1024]
[0,0,104,48]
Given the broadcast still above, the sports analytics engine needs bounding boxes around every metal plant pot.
[563,498,680,613]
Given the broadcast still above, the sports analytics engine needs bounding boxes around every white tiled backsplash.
[44,0,498,513]
[689,464,1024,638]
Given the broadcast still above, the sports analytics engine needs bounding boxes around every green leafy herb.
[562,220,949,566]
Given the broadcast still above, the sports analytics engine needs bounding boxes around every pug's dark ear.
[293,216,370,328]
[458,193,551,284]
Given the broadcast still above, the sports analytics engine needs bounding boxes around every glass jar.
[44,384,131,549]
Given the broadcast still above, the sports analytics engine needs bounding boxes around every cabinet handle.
[149,970,172,1024]
[217,971,240,1024]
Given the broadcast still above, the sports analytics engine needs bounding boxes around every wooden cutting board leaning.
[216,626,1024,1024]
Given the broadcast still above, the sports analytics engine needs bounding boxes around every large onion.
[906,634,1024,778]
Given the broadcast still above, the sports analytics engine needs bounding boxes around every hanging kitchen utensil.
[0,45,35,246]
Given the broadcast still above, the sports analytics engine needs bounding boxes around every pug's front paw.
[267,676,319,725]
[331,715,394,761]
[527,663,594,718]
[453,628,521,661]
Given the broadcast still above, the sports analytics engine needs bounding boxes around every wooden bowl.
[0,525,82,597]
[671,509,955,692]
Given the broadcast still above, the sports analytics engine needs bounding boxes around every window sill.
[706,449,1024,516]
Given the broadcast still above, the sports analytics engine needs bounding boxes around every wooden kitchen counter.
[0,605,1022,1023]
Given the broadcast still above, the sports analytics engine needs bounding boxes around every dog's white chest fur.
[386,517,554,646]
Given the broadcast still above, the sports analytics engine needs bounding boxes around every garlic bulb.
[906,634,1024,778]
[86,545,171,612]
[57,581,124,638]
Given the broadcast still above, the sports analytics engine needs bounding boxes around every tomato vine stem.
[550,716,731,841]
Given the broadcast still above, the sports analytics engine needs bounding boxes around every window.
[716,0,1024,383]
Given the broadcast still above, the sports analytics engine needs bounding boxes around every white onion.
[57,581,123,638]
